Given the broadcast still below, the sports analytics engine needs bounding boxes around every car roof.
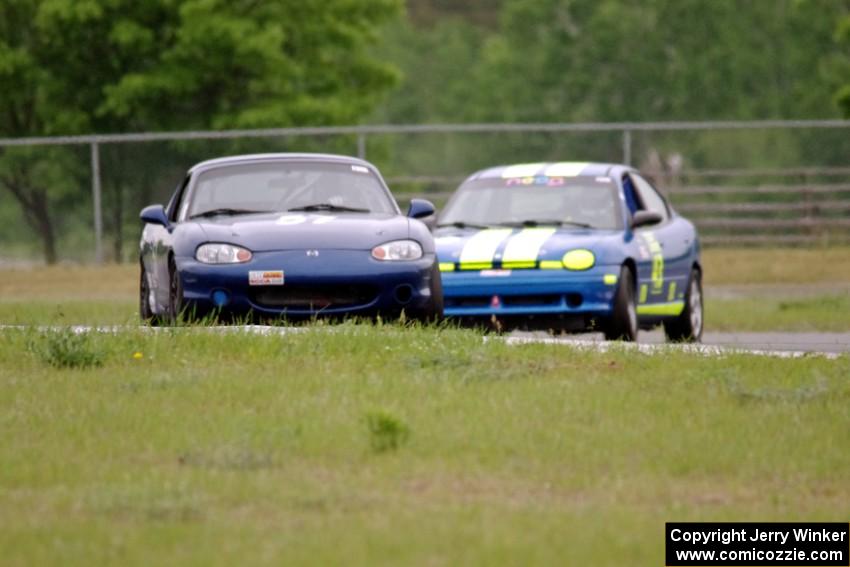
[466,161,634,182]
[188,153,374,174]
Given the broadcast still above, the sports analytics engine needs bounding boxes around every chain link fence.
[1,120,849,264]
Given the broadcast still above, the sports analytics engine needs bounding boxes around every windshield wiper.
[287,203,370,213]
[498,219,596,229]
[189,208,273,219]
[435,221,492,230]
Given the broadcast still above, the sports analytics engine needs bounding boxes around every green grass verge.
[706,294,850,333]
[702,247,850,286]
[1,324,848,565]
[0,300,137,327]
[3,295,850,332]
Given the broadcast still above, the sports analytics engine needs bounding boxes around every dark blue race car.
[435,162,703,342]
[139,154,441,323]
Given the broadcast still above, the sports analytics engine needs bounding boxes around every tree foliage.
[0,0,401,262]
[375,0,850,180]
[5,0,850,262]
[407,0,503,29]
[836,11,850,117]
[383,0,848,124]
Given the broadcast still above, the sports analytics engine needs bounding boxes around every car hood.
[192,212,409,252]
[434,226,625,268]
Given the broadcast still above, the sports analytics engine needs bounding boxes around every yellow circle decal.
[562,249,595,271]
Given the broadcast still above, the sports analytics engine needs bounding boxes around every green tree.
[407,0,503,29]
[474,0,846,123]
[374,19,491,124]
[836,11,850,117]
[375,0,850,182]
[0,0,401,263]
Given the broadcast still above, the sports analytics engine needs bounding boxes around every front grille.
[502,294,562,307]
[251,284,378,310]
[446,296,491,308]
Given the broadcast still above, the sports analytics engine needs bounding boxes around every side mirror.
[140,204,169,227]
[630,210,663,229]
[407,198,436,220]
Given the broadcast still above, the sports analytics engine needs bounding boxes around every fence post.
[357,133,367,160]
[90,142,104,264]
[622,129,632,166]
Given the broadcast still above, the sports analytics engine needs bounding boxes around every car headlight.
[562,249,595,270]
[196,243,253,264]
[371,240,423,261]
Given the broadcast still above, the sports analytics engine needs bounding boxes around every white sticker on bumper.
[249,270,285,286]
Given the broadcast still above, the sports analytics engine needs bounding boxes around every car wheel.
[664,268,703,343]
[427,260,445,321]
[603,265,638,342]
[167,261,186,325]
[139,261,158,325]
[411,260,444,324]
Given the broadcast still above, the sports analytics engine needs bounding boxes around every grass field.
[0,324,848,566]
[2,248,849,330]
[1,249,849,564]
[701,247,850,285]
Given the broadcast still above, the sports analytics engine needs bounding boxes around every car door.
[151,175,190,308]
[625,173,691,312]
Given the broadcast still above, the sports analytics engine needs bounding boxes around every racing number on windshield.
[276,214,336,226]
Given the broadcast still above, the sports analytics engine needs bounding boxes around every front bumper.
[441,265,621,319]
[175,249,437,318]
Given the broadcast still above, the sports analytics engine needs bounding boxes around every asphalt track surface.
[516,330,850,358]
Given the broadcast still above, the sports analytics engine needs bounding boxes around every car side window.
[168,175,191,222]
[630,174,670,222]
[621,175,640,215]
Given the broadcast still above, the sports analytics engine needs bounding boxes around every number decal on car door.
[641,232,665,296]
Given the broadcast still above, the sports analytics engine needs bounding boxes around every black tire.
[167,261,186,325]
[664,268,704,343]
[411,260,444,324]
[603,265,638,342]
[139,261,157,324]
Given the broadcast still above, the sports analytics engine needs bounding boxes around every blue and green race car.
[434,162,703,342]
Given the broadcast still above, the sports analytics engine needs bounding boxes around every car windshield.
[182,161,396,220]
[438,176,623,230]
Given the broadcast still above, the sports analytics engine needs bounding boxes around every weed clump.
[364,410,410,453]
[29,329,104,369]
